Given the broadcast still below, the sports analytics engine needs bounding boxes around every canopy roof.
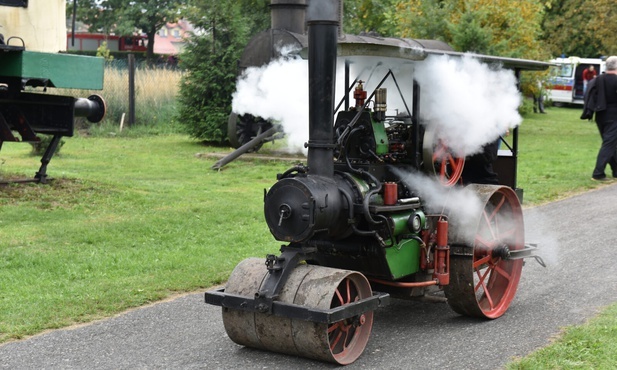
[295,33,552,71]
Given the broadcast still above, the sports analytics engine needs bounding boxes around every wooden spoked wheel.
[444,184,524,319]
[227,113,270,151]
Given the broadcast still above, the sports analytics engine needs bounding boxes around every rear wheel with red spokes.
[444,184,524,319]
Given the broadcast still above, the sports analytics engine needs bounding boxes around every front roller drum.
[222,258,374,365]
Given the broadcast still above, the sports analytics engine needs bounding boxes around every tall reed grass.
[56,64,183,135]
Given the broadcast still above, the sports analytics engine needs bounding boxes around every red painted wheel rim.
[431,140,465,186]
[327,276,373,364]
[445,185,524,319]
[472,188,524,318]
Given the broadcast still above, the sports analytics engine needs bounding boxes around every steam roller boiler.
[206,0,549,364]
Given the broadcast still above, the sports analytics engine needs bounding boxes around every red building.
[67,20,193,55]
[66,32,148,52]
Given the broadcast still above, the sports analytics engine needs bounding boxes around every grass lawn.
[0,135,289,341]
[517,105,603,204]
[0,105,615,368]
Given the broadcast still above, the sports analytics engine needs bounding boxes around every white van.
[548,57,605,105]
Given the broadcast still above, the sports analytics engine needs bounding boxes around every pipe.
[74,95,106,123]
[211,126,280,170]
[306,0,339,178]
[369,278,439,288]
[433,219,450,285]
[71,0,77,47]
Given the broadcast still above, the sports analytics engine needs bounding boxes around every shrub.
[519,96,534,116]
[177,1,270,144]
[30,135,65,156]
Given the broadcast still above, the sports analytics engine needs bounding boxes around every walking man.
[586,57,617,181]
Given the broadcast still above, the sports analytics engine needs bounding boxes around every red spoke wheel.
[222,258,374,364]
[326,277,371,361]
[444,184,524,319]
[422,127,465,186]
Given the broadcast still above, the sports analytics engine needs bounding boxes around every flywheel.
[422,126,465,186]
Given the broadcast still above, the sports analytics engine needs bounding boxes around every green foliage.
[448,8,494,54]
[235,0,271,33]
[518,96,534,116]
[541,0,605,58]
[177,0,268,144]
[29,135,65,156]
[96,41,114,61]
[396,0,454,41]
[396,0,548,60]
[344,0,399,36]
[395,0,549,98]
[541,0,617,58]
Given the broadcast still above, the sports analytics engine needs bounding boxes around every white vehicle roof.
[550,56,605,65]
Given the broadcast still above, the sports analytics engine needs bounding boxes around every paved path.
[2,184,617,369]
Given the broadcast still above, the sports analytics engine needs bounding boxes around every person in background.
[583,65,597,95]
[533,80,546,114]
[584,57,617,181]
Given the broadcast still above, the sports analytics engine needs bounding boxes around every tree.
[395,0,548,60]
[125,0,186,61]
[177,0,269,143]
[541,0,616,58]
[447,8,494,54]
[396,0,454,41]
[343,0,399,36]
[591,0,617,56]
[70,0,186,61]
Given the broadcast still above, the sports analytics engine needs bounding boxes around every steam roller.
[206,0,549,364]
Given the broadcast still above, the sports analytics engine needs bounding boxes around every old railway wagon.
[0,0,106,182]
[206,0,549,365]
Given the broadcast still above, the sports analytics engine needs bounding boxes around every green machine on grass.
[0,0,106,183]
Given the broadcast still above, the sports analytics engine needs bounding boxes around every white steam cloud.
[232,57,309,153]
[231,53,523,157]
[392,168,483,243]
[414,54,522,157]
[523,210,560,266]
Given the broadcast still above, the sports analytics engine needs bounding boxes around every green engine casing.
[384,211,426,279]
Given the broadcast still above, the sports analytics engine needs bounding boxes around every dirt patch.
[0,177,96,209]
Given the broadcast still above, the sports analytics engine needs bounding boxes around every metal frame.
[206,288,388,324]
[205,244,389,323]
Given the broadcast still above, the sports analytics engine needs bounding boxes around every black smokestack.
[306,0,339,177]
[270,0,307,34]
